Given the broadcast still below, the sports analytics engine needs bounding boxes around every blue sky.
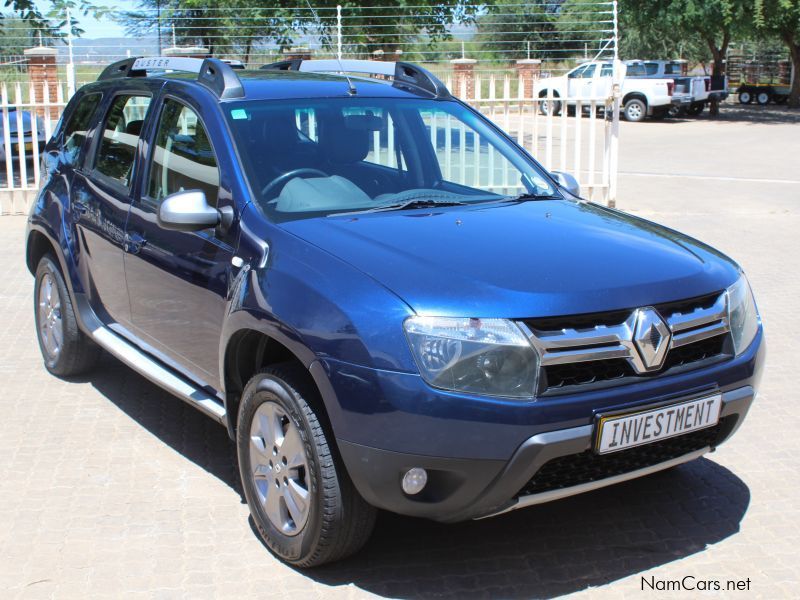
[36,0,138,38]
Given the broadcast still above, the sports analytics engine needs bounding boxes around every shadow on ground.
[87,354,750,599]
[655,104,800,126]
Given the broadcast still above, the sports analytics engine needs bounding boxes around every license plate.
[595,394,722,454]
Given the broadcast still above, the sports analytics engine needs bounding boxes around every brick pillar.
[450,58,477,99]
[514,59,541,100]
[25,46,59,120]
[163,46,210,59]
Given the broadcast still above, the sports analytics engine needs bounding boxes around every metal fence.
[0,1,622,214]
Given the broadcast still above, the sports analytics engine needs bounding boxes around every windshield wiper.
[334,199,468,216]
[504,192,562,203]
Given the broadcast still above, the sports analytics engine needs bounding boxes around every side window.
[147,99,219,207]
[93,95,151,188]
[581,64,596,78]
[600,64,613,77]
[627,64,646,77]
[568,65,587,79]
[62,92,101,166]
[644,63,659,76]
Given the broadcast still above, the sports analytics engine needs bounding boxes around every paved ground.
[1,104,799,599]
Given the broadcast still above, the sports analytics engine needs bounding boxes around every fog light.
[401,467,428,495]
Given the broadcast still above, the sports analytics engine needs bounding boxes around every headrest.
[124,120,143,136]
[318,115,371,164]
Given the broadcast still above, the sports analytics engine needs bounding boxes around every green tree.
[622,0,751,77]
[476,1,563,62]
[1,0,107,42]
[0,14,37,56]
[755,0,800,106]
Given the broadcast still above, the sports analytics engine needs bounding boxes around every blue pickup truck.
[26,57,764,567]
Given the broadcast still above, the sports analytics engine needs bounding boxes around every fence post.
[608,0,621,208]
[336,5,343,61]
[24,46,59,121]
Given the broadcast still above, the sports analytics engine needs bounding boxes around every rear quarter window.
[62,92,102,166]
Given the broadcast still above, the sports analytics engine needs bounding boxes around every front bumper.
[330,329,764,522]
[340,386,755,522]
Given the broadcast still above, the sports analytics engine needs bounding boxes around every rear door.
[71,89,153,325]
[123,91,239,390]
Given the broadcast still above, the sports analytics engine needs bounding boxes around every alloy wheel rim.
[38,273,63,359]
[249,401,311,536]
[628,104,642,119]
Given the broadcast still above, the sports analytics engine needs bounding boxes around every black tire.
[237,364,376,567]
[756,91,771,105]
[738,91,752,104]
[686,102,705,116]
[623,98,647,122]
[667,105,684,118]
[538,92,562,116]
[34,254,101,376]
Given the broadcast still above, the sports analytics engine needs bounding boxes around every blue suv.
[26,57,765,567]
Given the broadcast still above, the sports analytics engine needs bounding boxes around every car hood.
[280,200,740,318]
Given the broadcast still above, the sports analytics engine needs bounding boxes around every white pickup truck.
[534,61,674,122]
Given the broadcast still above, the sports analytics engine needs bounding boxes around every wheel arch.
[622,91,648,107]
[221,321,339,443]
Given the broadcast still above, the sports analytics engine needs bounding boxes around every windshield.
[225,97,558,221]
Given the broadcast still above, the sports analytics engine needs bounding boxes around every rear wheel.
[623,98,647,122]
[756,91,771,105]
[686,102,705,116]
[237,365,376,567]
[34,255,100,376]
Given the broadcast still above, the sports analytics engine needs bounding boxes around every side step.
[76,294,227,424]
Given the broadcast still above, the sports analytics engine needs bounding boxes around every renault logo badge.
[632,307,671,372]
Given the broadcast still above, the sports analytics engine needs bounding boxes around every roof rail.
[260,59,450,98]
[98,56,245,100]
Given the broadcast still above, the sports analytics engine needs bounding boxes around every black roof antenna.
[304,0,357,95]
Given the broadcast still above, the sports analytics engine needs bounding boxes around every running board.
[477,446,709,519]
[75,294,227,424]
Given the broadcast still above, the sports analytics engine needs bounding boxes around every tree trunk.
[787,41,800,108]
[706,33,730,118]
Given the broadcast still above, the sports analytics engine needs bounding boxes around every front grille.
[522,291,732,394]
[545,358,634,389]
[662,333,726,370]
[516,423,723,498]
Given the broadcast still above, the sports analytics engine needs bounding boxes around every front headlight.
[726,275,760,355]
[404,316,539,398]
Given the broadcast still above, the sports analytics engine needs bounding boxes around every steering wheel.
[261,168,329,199]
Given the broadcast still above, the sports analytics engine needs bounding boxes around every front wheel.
[738,91,752,104]
[623,98,647,122]
[538,93,562,116]
[237,365,376,567]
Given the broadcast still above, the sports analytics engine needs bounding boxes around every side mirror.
[157,190,233,232]
[551,171,581,197]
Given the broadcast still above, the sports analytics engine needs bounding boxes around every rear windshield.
[225,97,558,221]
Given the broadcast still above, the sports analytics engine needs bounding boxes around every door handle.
[124,232,147,254]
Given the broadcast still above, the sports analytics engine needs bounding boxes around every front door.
[123,95,237,390]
